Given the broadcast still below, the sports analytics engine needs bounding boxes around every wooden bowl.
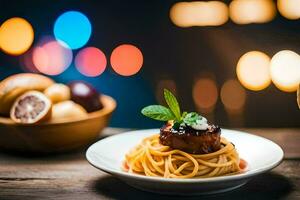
[0,95,116,153]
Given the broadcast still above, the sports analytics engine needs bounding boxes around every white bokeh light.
[236,51,271,91]
[270,50,300,92]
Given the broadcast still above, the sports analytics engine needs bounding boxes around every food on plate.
[68,81,103,112]
[51,100,88,121]
[10,91,52,124]
[0,73,54,115]
[123,89,246,178]
[44,83,70,103]
[160,120,221,154]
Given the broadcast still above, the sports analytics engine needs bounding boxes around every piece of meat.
[159,123,221,154]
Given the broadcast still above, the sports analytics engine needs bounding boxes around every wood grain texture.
[0,128,299,200]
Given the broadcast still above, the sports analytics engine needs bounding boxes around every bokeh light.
[270,50,300,92]
[156,79,177,104]
[19,49,38,73]
[170,1,228,27]
[110,44,143,76]
[229,0,276,24]
[278,0,300,20]
[297,84,300,109]
[75,47,107,77]
[54,11,91,49]
[221,79,246,113]
[0,17,34,55]
[193,78,218,113]
[236,51,271,91]
[33,38,73,76]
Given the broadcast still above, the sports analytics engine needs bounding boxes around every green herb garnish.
[141,105,175,121]
[141,89,204,127]
[183,112,203,126]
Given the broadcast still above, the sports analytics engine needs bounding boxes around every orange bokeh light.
[170,1,228,27]
[33,39,72,76]
[229,0,276,24]
[221,79,246,113]
[0,17,34,55]
[75,47,107,77]
[278,0,300,20]
[110,44,143,76]
[193,78,218,113]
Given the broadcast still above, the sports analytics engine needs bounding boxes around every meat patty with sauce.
[160,122,221,154]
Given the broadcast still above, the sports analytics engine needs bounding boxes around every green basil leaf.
[183,112,201,126]
[141,105,175,121]
[163,89,181,121]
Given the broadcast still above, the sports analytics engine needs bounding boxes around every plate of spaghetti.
[86,89,284,195]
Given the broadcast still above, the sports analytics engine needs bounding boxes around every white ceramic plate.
[86,129,284,195]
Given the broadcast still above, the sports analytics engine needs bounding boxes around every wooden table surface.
[0,128,299,200]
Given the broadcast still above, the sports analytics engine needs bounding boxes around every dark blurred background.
[0,0,299,128]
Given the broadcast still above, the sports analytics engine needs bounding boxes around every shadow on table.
[92,172,293,200]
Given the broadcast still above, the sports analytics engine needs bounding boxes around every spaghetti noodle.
[123,134,242,178]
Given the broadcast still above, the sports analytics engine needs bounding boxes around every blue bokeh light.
[54,11,92,49]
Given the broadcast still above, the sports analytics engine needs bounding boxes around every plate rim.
[86,128,284,183]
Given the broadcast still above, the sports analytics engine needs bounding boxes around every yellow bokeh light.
[270,50,300,92]
[221,79,246,112]
[170,1,228,27]
[229,0,276,24]
[193,78,218,113]
[236,51,271,91]
[0,17,34,55]
[278,0,300,20]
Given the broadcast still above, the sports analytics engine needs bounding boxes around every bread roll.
[51,100,88,121]
[10,90,52,124]
[0,73,54,115]
[44,83,70,103]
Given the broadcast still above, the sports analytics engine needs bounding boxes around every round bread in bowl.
[0,95,116,153]
[0,73,54,115]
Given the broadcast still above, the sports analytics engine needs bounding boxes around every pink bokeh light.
[75,47,107,77]
[32,38,73,75]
